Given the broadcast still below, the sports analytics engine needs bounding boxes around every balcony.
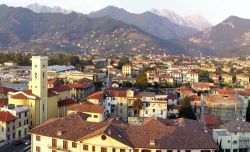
[239,144,250,148]
[239,136,250,141]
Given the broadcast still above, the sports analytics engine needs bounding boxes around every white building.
[213,120,250,152]
[1,104,30,140]
[140,93,168,119]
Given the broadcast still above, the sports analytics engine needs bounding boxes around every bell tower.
[31,56,48,123]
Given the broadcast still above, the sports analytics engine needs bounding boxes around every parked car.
[15,140,22,145]
[24,140,31,145]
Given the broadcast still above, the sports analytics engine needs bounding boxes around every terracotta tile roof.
[176,86,190,92]
[58,98,77,107]
[204,115,222,126]
[214,88,234,94]
[192,83,213,89]
[48,91,57,97]
[105,88,128,97]
[0,111,17,122]
[68,83,93,89]
[86,91,103,100]
[67,102,104,114]
[189,95,200,101]
[0,99,8,106]
[9,90,40,100]
[224,120,250,132]
[30,113,218,149]
[49,85,71,93]
[0,87,14,93]
[48,79,58,85]
[238,89,250,96]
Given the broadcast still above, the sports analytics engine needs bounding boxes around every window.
[83,144,88,150]
[19,113,21,118]
[13,125,15,130]
[94,115,98,118]
[36,135,41,141]
[92,146,95,152]
[101,147,107,152]
[35,72,37,79]
[167,150,172,152]
[63,140,68,149]
[19,122,21,127]
[13,133,15,139]
[52,138,57,147]
[52,150,56,152]
[18,130,21,137]
[186,150,191,152]
[133,149,139,152]
[43,72,45,78]
[120,149,125,152]
[112,148,116,152]
[36,146,40,152]
[72,142,77,148]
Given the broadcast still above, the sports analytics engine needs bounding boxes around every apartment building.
[0,104,30,140]
[122,64,132,76]
[0,111,16,145]
[236,74,249,86]
[213,120,250,152]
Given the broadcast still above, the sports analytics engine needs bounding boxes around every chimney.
[149,140,155,146]
[57,130,63,136]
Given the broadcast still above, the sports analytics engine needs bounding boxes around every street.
[0,142,30,152]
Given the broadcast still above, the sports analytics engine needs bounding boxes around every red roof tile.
[86,91,103,100]
[58,98,76,107]
[0,100,7,106]
[0,111,16,122]
[67,102,104,114]
[49,85,71,93]
[0,87,14,93]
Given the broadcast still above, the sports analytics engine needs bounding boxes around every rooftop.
[30,112,218,149]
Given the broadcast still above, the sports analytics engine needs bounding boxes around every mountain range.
[188,16,250,56]
[0,4,206,55]
[0,4,250,56]
[88,6,198,40]
[27,3,72,14]
[150,9,212,31]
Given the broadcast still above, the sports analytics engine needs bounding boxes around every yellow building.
[236,74,249,86]
[122,64,132,76]
[221,74,233,84]
[8,56,75,128]
[29,112,218,152]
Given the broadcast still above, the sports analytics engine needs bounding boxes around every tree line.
[0,52,81,67]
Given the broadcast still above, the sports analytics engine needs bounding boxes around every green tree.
[168,114,177,119]
[246,100,250,122]
[94,81,103,91]
[136,71,148,89]
[117,56,130,69]
[179,96,197,120]
[133,99,143,116]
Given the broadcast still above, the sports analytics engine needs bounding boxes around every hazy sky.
[2,0,250,25]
